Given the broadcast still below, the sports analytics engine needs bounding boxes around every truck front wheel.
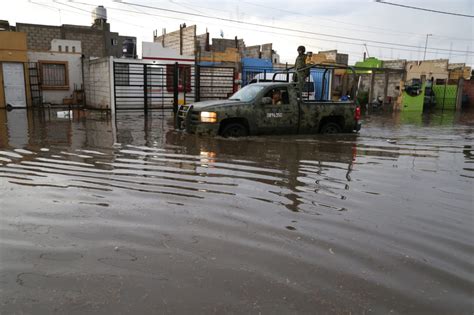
[320,122,341,134]
[220,123,249,138]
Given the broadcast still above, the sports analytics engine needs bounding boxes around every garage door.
[2,63,27,107]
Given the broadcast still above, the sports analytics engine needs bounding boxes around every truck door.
[257,87,298,134]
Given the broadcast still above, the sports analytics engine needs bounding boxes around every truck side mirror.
[261,97,272,105]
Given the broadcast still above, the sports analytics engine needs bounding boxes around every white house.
[28,39,83,105]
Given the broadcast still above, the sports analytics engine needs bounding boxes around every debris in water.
[387,139,397,144]
[329,248,335,254]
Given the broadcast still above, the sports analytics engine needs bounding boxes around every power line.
[374,0,474,18]
[45,0,472,62]
[242,1,473,41]
[62,0,470,58]
[115,0,474,54]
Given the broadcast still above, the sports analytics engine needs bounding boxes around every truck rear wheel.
[220,123,248,138]
[320,122,341,134]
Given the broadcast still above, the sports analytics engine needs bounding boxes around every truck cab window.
[265,88,289,105]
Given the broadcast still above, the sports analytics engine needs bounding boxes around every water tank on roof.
[92,6,107,22]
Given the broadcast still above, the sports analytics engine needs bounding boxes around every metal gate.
[113,62,235,112]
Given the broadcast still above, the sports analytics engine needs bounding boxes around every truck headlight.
[200,111,217,123]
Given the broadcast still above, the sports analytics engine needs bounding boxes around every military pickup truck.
[176,67,361,137]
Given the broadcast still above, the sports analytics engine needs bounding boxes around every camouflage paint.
[177,83,359,137]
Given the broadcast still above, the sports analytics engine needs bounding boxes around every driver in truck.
[272,90,282,105]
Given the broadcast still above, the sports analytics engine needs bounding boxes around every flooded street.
[0,109,473,314]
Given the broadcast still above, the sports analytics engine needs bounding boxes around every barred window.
[39,61,69,90]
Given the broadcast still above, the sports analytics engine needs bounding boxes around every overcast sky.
[3,0,473,65]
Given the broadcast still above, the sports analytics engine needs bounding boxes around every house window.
[115,63,129,85]
[111,38,118,46]
[58,45,62,52]
[65,46,69,53]
[166,64,191,92]
[39,60,69,90]
[72,46,76,53]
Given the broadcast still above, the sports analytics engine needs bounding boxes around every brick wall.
[156,25,196,56]
[83,57,111,109]
[261,43,272,60]
[16,23,61,51]
[212,38,245,53]
[63,28,104,58]
[16,23,134,58]
[243,45,261,58]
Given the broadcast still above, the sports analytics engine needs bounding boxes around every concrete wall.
[383,59,407,70]
[83,57,112,110]
[359,72,404,101]
[406,59,448,82]
[27,51,82,105]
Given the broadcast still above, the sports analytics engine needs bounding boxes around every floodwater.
[0,108,473,314]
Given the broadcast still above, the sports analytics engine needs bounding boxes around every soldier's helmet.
[297,46,306,53]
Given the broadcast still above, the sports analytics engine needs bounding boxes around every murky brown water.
[0,108,473,314]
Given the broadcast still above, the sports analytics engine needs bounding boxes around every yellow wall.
[0,66,4,108]
[0,32,30,107]
[0,32,28,62]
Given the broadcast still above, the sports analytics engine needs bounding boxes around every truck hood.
[191,99,247,110]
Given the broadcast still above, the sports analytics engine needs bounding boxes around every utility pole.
[423,34,432,61]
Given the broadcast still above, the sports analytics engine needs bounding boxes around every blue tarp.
[310,68,331,100]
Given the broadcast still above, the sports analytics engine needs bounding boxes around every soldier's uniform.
[294,46,308,94]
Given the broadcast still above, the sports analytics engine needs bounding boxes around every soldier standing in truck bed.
[294,45,309,94]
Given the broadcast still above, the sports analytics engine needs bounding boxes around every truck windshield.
[229,85,265,102]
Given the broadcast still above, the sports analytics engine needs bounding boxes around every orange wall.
[0,32,28,62]
[200,48,240,63]
[0,32,30,107]
[0,66,4,107]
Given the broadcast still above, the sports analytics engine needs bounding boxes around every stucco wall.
[27,51,83,104]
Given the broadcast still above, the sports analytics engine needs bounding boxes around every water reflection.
[0,108,473,314]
